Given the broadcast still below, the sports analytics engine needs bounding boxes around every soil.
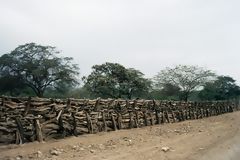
[1,111,240,160]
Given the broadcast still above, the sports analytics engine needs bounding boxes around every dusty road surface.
[1,111,240,160]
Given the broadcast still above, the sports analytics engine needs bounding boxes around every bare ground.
[1,111,240,160]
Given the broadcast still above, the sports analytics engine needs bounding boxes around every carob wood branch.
[0,96,238,145]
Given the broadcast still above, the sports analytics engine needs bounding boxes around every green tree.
[0,75,28,96]
[149,83,180,100]
[83,62,151,99]
[0,43,79,97]
[154,65,215,101]
[199,76,240,100]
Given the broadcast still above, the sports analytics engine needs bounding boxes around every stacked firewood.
[0,96,236,145]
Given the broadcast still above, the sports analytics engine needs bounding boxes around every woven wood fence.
[0,96,237,145]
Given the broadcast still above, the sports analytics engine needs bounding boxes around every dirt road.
[1,111,240,160]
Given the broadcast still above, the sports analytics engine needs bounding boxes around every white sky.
[0,0,240,83]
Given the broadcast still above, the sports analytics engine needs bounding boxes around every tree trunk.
[180,91,190,102]
[36,89,44,97]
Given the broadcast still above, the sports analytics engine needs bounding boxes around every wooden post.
[58,114,66,137]
[188,109,191,120]
[135,111,139,128]
[171,111,176,123]
[1,97,4,106]
[102,111,107,132]
[143,112,148,126]
[165,111,170,123]
[162,111,166,123]
[181,110,185,121]
[117,113,122,130]
[155,110,161,124]
[86,112,93,134]
[24,97,31,116]
[200,109,204,118]
[129,112,134,128]
[111,112,117,131]
[206,109,209,117]
[193,110,197,119]
[150,112,154,125]
[72,112,77,136]
[66,98,71,109]
[94,98,100,111]
[15,130,22,144]
[34,118,43,142]
[15,117,25,144]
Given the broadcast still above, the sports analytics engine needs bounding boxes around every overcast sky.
[0,0,240,83]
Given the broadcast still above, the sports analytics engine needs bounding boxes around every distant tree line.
[0,43,239,101]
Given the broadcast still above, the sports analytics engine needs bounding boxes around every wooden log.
[185,110,188,120]
[129,112,134,128]
[1,97,4,106]
[34,118,43,142]
[72,113,77,136]
[181,110,185,121]
[206,109,209,117]
[111,112,117,131]
[155,110,161,124]
[150,112,154,125]
[171,111,176,123]
[15,130,22,144]
[165,111,170,123]
[86,113,93,134]
[134,111,139,128]
[229,105,233,112]
[162,111,166,123]
[58,114,66,137]
[193,110,197,119]
[56,110,63,121]
[24,97,31,116]
[15,117,25,144]
[94,98,100,111]
[188,109,191,120]
[66,98,71,109]
[102,112,107,132]
[143,112,148,126]
[200,109,204,118]
[117,113,122,129]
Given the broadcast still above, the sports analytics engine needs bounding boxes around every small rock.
[79,147,85,151]
[90,149,95,153]
[36,151,42,158]
[127,139,133,146]
[88,145,93,148]
[28,155,34,159]
[174,129,181,133]
[59,149,64,152]
[161,146,170,152]
[15,155,23,160]
[50,149,61,156]
[98,144,105,150]
[72,145,79,150]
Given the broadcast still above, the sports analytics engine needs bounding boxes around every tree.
[83,62,151,99]
[149,83,181,100]
[154,65,215,101]
[0,43,79,97]
[199,76,240,100]
[0,75,28,96]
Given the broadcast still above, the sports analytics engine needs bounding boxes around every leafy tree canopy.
[199,76,240,100]
[0,43,79,97]
[154,65,215,101]
[83,62,151,99]
[149,83,181,100]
